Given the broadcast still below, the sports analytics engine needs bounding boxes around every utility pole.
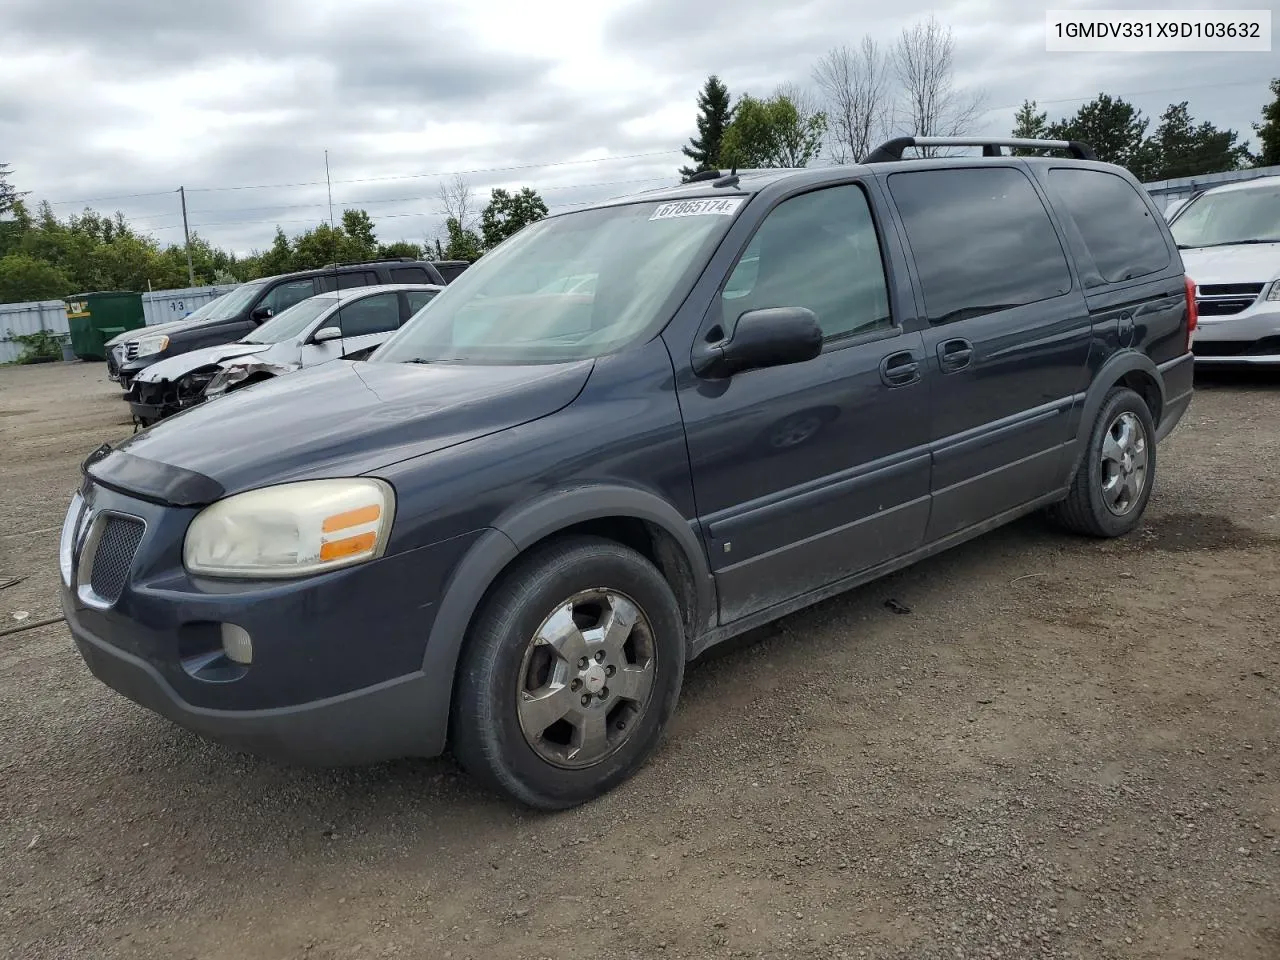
[178,186,195,286]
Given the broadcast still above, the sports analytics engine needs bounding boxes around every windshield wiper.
[1179,238,1280,249]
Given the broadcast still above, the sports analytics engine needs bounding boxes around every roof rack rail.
[862,136,1097,163]
[684,169,722,183]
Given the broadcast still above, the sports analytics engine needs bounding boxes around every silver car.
[1171,176,1280,365]
[126,283,442,423]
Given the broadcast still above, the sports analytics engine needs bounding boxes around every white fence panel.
[0,300,71,364]
[141,284,239,327]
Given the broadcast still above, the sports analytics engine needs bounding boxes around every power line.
[978,75,1275,116]
[125,176,674,225]
[184,150,684,194]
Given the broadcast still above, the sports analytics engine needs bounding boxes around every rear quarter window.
[1046,168,1171,284]
[887,167,1073,325]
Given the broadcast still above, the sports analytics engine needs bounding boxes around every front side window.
[1171,186,1280,248]
[335,292,402,337]
[718,183,892,341]
[888,167,1072,324]
[1047,168,1170,283]
[372,198,741,365]
[259,279,317,316]
[242,296,336,344]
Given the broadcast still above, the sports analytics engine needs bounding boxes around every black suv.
[111,259,464,390]
[61,137,1195,810]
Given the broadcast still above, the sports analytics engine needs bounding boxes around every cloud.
[0,0,1271,257]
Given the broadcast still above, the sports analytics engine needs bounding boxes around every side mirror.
[312,326,343,343]
[250,306,273,322]
[693,307,823,378]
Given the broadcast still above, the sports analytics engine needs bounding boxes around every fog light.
[221,623,253,665]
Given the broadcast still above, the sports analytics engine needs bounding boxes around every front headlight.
[183,478,395,579]
[1266,280,1280,302]
[133,335,170,358]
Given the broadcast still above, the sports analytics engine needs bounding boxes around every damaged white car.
[126,283,442,425]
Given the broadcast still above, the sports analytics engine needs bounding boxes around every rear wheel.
[1049,386,1156,537]
[451,536,685,810]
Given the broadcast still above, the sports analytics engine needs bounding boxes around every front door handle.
[879,350,921,387]
[937,338,973,372]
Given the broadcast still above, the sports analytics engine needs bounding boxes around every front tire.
[451,535,685,810]
[1049,386,1157,537]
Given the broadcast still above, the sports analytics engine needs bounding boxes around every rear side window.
[391,266,431,283]
[888,167,1072,325]
[1047,168,1170,284]
[334,271,378,290]
[405,289,439,315]
[336,292,401,337]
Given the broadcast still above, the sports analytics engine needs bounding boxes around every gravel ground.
[1,360,1277,960]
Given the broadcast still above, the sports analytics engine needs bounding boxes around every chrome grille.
[86,515,144,604]
[125,342,140,360]
[1196,283,1264,317]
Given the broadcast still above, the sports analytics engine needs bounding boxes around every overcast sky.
[0,0,1273,259]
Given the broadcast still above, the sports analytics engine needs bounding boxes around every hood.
[106,318,198,347]
[91,358,594,501]
[134,342,273,383]
[1181,243,1280,287]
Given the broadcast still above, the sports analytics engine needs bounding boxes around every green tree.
[377,240,424,260]
[1255,77,1280,167]
[341,208,378,260]
[290,223,347,271]
[439,217,484,261]
[0,163,27,217]
[480,187,548,249]
[1047,93,1158,180]
[1010,100,1049,154]
[1149,101,1253,180]
[720,92,827,169]
[254,227,294,277]
[0,253,72,302]
[679,75,733,180]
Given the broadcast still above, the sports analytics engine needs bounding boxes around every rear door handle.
[937,338,973,372]
[879,350,921,387]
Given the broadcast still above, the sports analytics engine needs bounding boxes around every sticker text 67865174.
[649,198,744,221]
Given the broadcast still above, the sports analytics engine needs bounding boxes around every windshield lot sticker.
[649,198,743,220]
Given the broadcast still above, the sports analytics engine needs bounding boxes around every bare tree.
[436,174,477,232]
[891,17,987,156]
[812,37,891,164]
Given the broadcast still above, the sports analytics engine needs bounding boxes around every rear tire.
[451,535,685,810]
[1049,386,1156,538]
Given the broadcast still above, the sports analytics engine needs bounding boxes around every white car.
[1170,176,1280,365]
[127,283,442,423]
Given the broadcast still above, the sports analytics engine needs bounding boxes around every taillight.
[1184,274,1198,350]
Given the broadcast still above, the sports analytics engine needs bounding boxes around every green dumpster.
[64,292,144,361]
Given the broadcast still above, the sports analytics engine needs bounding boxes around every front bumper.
[61,481,481,765]
[1191,301,1280,365]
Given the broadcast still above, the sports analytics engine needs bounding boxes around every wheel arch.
[417,486,717,756]
[1063,350,1164,485]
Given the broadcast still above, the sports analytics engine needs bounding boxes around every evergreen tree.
[1149,102,1253,180]
[1255,78,1280,167]
[679,75,732,180]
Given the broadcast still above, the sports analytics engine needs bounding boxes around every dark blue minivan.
[60,138,1196,809]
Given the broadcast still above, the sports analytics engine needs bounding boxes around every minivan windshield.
[242,295,334,344]
[1171,185,1280,248]
[372,198,743,365]
[204,279,269,320]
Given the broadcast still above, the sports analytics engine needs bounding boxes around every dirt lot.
[1,359,1277,960]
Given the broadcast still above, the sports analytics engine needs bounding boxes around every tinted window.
[335,271,378,290]
[888,168,1072,324]
[391,266,431,283]
[336,292,401,337]
[405,289,439,315]
[1047,168,1170,283]
[259,278,316,316]
[434,262,469,283]
[721,183,892,341]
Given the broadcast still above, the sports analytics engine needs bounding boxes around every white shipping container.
[141,284,240,328]
[0,300,71,364]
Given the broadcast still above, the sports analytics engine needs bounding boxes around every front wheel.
[1049,386,1157,537]
[451,536,685,810]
